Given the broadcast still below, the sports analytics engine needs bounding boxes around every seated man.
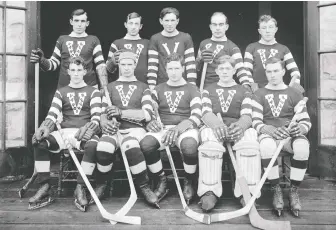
[252,57,311,217]
[198,55,260,212]
[140,53,202,205]
[94,51,161,207]
[29,56,101,211]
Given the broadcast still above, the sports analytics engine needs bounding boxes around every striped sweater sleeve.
[232,45,250,85]
[184,34,197,84]
[244,44,254,83]
[141,87,155,121]
[92,37,106,70]
[283,46,301,79]
[45,90,63,123]
[42,38,62,72]
[240,94,253,117]
[293,96,311,134]
[106,42,118,73]
[147,37,159,88]
[90,89,102,125]
[201,89,213,116]
[251,94,265,134]
[188,86,202,127]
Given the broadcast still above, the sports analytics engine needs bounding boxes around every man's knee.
[292,137,310,160]
[259,137,277,159]
[140,135,160,156]
[180,137,198,157]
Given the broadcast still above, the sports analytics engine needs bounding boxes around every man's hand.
[30,48,44,63]
[146,120,162,133]
[289,122,304,137]
[106,105,122,120]
[162,128,178,146]
[34,125,50,142]
[201,49,213,63]
[101,117,120,135]
[213,124,228,141]
[243,84,253,94]
[273,126,290,140]
[227,122,244,142]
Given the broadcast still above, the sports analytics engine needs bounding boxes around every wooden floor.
[0,176,336,230]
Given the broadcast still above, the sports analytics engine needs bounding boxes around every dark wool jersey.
[47,35,105,88]
[198,38,249,87]
[252,86,311,133]
[46,85,101,129]
[152,82,202,127]
[244,42,300,87]
[108,38,149,84]
[147,32,197,87]
[202,83,252,126]
[102,79,154,130]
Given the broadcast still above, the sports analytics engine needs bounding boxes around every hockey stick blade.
[55,123,140,225]
[19,172,37,198]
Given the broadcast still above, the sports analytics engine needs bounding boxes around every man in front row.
[252,57,311,217]
[29,57,101,211]
[198,55,261,212]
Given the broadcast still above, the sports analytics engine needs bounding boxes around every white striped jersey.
[147,32,197,87]
[46,85,101,128]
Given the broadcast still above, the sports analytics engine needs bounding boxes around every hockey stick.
[199,62,208,92]
[19,63,40,198]
[217,114,290,229]
[104,87,141,225]
[152,104,211,225]
[55,123,140,225]
[210,97,308,223]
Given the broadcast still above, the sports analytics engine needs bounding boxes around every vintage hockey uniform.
[201,82,252,125]
[252,86,311,132]
[152,82,202,127]
[45,85,101,128]
[46,34,105,88]
[197,38,249,87]
[244,41,301,87]
[108,38,149,83]
[102,79,154,130]
[147,32,197,87]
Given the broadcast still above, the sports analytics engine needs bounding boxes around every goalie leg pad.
[199,127,218,144]
[233,128,261,198]
[197,140,226,197]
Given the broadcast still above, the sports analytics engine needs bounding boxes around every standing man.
[196,12,251,89]
[147,7,197,90]
[252,57,311,217]
[244,15,301,89]
[106,12,149,84]
[30,9,108,89]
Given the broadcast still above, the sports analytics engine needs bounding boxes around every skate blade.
[18,189,26,199]
[154,202,160,209]
[157,189,169,203]
[28,197,54,210]
[74,199,87,212]
[290,209,300,217]
[88,199,95,205]
[274,209,283,217]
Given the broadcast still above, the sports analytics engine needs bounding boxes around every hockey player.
[94,51,164,208]
[244,15,301,89]
[106,12,149,84]
[147,7,197,89]
[198,55,260,212]
[252,57,311,217]
[196,12,251,89]
[140,53,202,204]
[29,56,101,211]
[30,9,108,89]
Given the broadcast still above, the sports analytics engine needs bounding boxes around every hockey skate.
[198,191,218,213]
[289,185,301,217]
[89,183,107,205]
[139,183,160,209]
[74,184,88,212]
[182,177,195,205]
[28,182,54,210]
[154,173,169,202]
[271,184,284,216]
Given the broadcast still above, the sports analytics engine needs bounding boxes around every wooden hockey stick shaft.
[55,123,140,225]
[104,87,141,225]
[199,62,208,92]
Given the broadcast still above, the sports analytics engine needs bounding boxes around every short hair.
[69,56,86,69]
[70,9,88,21]
[126,12,142,23]
[215,55,236,68]
[265,57,285,69]
[210,12,228,24]
[165,53,184,66]
[160,7,179,19]
[258,15,277,27]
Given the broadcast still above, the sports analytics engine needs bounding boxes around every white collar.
[265,82,287,90]
[124,34,141,40]
[167,78,187,86]
[117,75,137,82]
[259,39,277,45]
[211,35,228,42]
[161,30,179,37]
[217,80,237,88]
[69,32,88,38]
[69,82,87,88]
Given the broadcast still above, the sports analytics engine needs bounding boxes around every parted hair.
[258,15,277,27]
[160,7,179,19]
[69,56,86,69]
[126,12,142,23]
[215,55,236,68]
[165,53,184,66]
[265,57,285,69]
[70,9,88,21]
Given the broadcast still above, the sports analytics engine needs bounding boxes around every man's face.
[265,62,285,86]
[215,62,235,82]
[258,20,278,42]
[68,63,86,84]
[160,13,179,33]
[166,61,184,82]
[124,17,142,36]
[209,14,229,39]
[119,58,136,77]
[70,14,89,35]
